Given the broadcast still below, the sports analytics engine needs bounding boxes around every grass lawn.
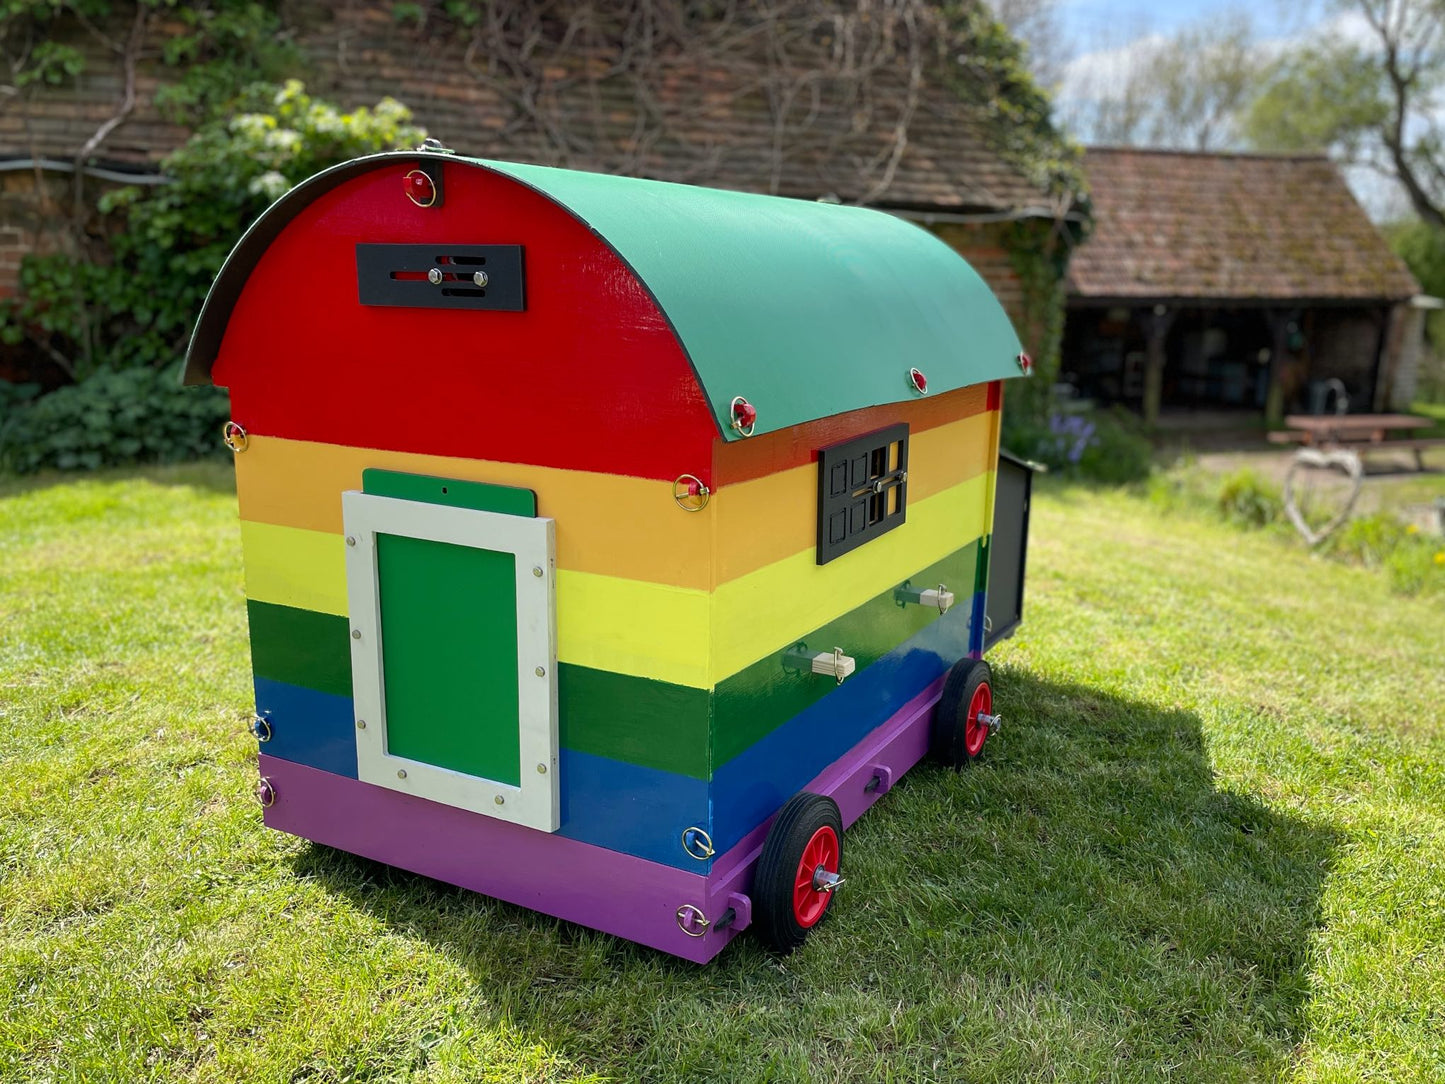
[2,463,1443,1082]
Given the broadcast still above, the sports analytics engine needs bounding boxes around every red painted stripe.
[213,162,719,482]
[987,379,1002,412]
[713,383,992,487]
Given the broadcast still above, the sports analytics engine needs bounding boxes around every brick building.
[0,3,1080,382]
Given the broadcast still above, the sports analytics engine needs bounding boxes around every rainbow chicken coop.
[186,148,1036,961]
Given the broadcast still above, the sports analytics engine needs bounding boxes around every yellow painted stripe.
[240,473,991,689]
[555,572,710,689]
[713,411,994,583]
[235,435,712,590]
[711,472,992,679]
[240,520,713,687]
[240,521,348,617]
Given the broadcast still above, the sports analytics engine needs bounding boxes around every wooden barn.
[1064,148,1424,426]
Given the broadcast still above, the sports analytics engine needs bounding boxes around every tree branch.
[72,2,145,218]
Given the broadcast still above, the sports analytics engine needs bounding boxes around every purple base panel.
[259,675,946,963]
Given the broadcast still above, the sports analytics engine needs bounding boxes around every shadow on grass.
[291,668,1340,1080]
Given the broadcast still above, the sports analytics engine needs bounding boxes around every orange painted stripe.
[234,436,712,590]
[235,406,998,590]
[712,382,989,486]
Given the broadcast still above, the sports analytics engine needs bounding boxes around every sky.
[1055,0,1309,45]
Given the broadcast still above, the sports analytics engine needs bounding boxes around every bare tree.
[1247,0,1445,229]
[988,0,1063,86]
[1062,11,1261,150]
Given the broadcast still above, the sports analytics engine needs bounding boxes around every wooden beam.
[1263,308,1302,425]
[1137,305,1176,428]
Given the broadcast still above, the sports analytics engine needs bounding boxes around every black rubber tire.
[931,657,993,770]
[752,792,844,954]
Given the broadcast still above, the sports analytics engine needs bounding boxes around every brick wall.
[930,221,1027,326]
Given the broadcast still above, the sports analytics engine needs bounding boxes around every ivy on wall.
[0,82,424,383]
[1,0,297,126]
[1004,218,1078,415]
[940,1,1089,207]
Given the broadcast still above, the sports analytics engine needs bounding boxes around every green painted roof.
[479,158,1023,439]
[187,152,1024,438]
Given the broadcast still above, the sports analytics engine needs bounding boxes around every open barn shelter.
[186,149,1030,961]
[1064,148,1424,427]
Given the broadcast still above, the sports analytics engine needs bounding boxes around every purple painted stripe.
[254,673,949,962]
[257,755,736,963]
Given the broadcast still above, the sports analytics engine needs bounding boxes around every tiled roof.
[1068,147,1419,302]
[1,4,1054,214]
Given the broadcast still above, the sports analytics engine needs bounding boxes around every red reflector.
[404,170,436,207]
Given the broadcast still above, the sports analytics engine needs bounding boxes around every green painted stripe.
[362,468,537,516]
[247,598,711,779]
[248,536,985,782]
[710,540,981,769]
[558,666,710,779]
[247,600,353,698]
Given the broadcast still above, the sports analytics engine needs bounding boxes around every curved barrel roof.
[186,152,1024,440]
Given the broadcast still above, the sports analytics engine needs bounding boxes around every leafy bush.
[0,80,424,474]
[1,80,425,381]
[1214,467,1282,529]
[0,380,42,450]
[1004,405,1153,483]
[1386,535,1445,596]
[0,368,229,473]
[1328,512,1408,568]
[1326,514,1445,596]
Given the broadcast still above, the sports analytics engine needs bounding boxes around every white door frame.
[341,491,559,832]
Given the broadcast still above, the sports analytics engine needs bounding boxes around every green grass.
[1410,400,1445,431]
[3,465,1444,1082]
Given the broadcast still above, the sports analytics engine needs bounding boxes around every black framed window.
[816,423,909,564]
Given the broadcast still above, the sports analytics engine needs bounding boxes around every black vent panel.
[816,423,909,564]
[356,244,525,311]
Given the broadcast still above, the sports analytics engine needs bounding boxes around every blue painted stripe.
[254,677,359,779]
[556,749,711,871]
[251,677,710,871]
[708,593,976,856]
[969,582,987,658]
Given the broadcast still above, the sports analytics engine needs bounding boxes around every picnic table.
[1271,413,1443,470]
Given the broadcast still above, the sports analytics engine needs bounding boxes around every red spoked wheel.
[964,680,992,759]
[792,824,840,929]
[932,658,995,770]
[753,792,844,953]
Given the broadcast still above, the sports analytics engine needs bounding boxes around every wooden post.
[1138,304,1175,429]
[1263,308,1300,425]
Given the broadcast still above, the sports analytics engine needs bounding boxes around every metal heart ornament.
[1283,448,1364,547]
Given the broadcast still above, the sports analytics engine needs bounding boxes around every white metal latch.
[894,583,954,613]
[784,644,857,684]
